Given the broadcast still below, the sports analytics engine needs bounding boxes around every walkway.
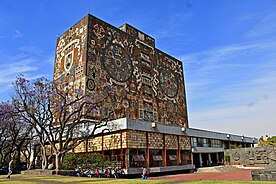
[150,169,253,181]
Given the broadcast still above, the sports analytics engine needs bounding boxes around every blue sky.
[0,0,275,138]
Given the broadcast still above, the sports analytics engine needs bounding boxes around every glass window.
[166,150,178,166]
[181,150,192,165]
[129,149,146,168]
[150,149,163,167]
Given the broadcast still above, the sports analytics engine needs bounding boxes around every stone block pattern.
[148,132,163,149]
[128,130,147,148]
[165,134,178,149]
[74,132,127,152]
[103,133,123,150]
[179,136,191,150]
[252,169,276,181]
[88,136,102,152]
[119,24,155,47]
[74,142,86,153]
[225,146,276,168]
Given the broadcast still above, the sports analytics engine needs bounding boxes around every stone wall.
[21,169,55,175]
[224,146,276,168]
[148,132,163,149]
[74,131,127,153]
[252,169,276,181]
[128,130,147,148]
[165,134,178,149]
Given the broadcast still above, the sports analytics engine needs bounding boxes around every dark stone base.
[127,165,195,175]
[21,169,77,176]
[252,170,276,181]
[21,170,55,175]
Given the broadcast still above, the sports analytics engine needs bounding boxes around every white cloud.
[0,48,52,101]
[190,96,276,137]
[0,54,38,82]
[181,40,276,138]
[12,30,24,39]
[245,13,276,38]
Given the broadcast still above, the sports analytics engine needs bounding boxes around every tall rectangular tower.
[54,14,188,128]
[54,14,192,174]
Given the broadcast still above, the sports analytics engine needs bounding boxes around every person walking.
[7,159,13,179]
[76,166,81,177]
[141,166,148,179]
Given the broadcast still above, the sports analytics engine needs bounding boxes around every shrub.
[62,152,111,170]
[224,154,230,162]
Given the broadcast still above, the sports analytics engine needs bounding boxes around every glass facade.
[192,137,223,148]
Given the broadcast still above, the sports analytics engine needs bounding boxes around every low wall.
[21,170,55,175]
[252,170,276,181]
[127,165,195,175]
[224,146,276,168]
[21,169,77,176]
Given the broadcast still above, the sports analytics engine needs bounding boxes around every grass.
[0,174,274,184]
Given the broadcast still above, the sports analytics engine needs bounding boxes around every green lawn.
[0,174,274,184]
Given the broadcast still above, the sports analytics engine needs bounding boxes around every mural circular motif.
[103,44,133,82]
[87,79,95,91]
[159,68,179,98]
[233,152,240,161]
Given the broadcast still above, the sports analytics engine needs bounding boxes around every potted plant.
[224,154,230,165]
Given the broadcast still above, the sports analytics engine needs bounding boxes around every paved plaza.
[151,169,253,181]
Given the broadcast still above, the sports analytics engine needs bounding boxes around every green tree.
[62,152,111,170]
[258,135,276,146]
[62,152,78,170]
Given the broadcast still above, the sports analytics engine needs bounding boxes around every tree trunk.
[55,153,63,171]
[0,152,4,167]
[41,147,48,170]
[16,148,21,170]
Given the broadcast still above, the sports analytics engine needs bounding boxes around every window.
[181,150,192,165]
[152,155,163,161]
[129,149,146,168]
[133,155,145,162]
[166,150,178,166]
[150,149,163,167]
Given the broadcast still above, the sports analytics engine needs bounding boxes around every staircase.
[197,165,239,173]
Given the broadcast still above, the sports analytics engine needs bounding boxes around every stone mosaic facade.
[54,14,188,127]
[225,146,276,168]
[54,17,87,91]
[165,134,178,149]
[148,132,164,149]
[72,130,190,153]
[74,132,127,153]
[127,130,147,148]
[53,14,192,171]
[179,136,191,150]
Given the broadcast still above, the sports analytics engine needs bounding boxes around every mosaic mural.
[225,146,276,168]
[54,16,88,91]
[86,15,188,127]
[54,14,188,127]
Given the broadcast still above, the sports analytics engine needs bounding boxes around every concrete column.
[216,153,219,165]
[208,153,212,166]
[125,149,129,169]
[199,153,203,167]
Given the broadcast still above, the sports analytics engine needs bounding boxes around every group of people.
[5,160,150,180]
[76,167,125,178]
[76,166,150,179]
